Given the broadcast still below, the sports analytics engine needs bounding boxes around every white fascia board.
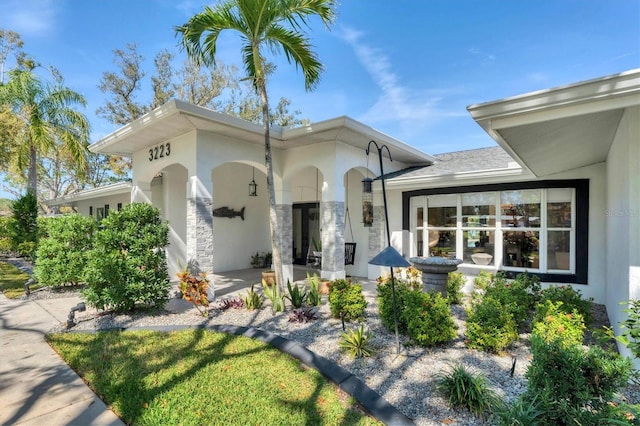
[385,165,527,190]
[45,181,132,206]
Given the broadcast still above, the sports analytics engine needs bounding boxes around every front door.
[292,203,320,265]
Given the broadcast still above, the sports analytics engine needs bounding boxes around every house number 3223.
[148,143,171,161]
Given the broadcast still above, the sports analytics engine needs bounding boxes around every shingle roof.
[385,146,516,180]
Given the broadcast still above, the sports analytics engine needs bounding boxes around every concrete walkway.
[0,294,124,426]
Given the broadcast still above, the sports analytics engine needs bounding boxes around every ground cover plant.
[48,329,380,426]
[436,364,499,418]
[0,261,43,298]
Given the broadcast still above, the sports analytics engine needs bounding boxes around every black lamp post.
[366,140,408,354]
[361,177,373,226]
[249,167,258,197]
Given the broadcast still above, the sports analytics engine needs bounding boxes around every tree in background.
[176,0,335,293]
[0,29,24,85]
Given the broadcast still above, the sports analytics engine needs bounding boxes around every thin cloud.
[2,0,57,37]
[339,26,466,139]
[468,47,496,64]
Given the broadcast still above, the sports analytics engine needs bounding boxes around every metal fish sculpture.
[212,206,245,220]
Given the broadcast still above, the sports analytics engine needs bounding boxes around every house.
[48,69,639,354]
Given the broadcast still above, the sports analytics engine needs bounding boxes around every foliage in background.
[524,335,632,424]
[33,214,96,286]
[466,296,518,353]
[539,284,593,327]
[446,271,465,304]
[436,364,500,418]
[83,203,170,312]
[47,330,380,425]
[615,299,640,385]
[339,325,374,358]
[177,268,210,316]
[532,300,585,347]
[328,279,367,322]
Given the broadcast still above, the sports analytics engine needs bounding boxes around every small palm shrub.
[446,271,465,304]
[285,280,307,308]
[539,284,593,326]
[242,284,263,310]
[262,279,285,314]
[466,296,518,353]
[483,272,540,330]
[339,325,374,358]
[306,273,321,306]
[34,215,97,287]
[524,335,632,424]
[532,300,585,347]
[436,364,500,418]
[83,203,170,312]
[177,269,210,317]
[328,279,367,322]
[288,307,317,323]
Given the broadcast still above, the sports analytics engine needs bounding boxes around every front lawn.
[0,261,42,298]
[48,329,380,426]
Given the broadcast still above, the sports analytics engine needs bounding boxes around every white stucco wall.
[74,193,130,219]
[606,106,640,358]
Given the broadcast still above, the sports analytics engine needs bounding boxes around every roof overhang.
[467,69,640,177]
[90,99,434,166]
[46,181,132,206]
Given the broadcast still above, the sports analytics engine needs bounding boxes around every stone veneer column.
[275,204,293,284]
[368,205,387,256]
[321,201,346,280]
[186,177,214,299]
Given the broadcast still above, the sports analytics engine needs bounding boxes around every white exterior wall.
[606,106,640,358]
[74,193,130,219]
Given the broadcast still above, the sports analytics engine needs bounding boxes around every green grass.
[0,261,43,298]
[48,329,381,426]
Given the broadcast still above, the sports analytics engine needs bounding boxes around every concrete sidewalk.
[0,294,124,426]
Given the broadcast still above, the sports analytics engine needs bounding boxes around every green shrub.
[0,217,13,240]
[532,300,585,347]
[403,290,456,346]
[328,279,367,322]
[524,335,632,424]
[83,203,170,312]
[262,280,285,314]
[466,296,518,353]
[0,237,12,255]
[242,284,264,310]
[34,215,97,287]
[8,191,38,250]
[377,281,456,346]
[16,241,37,259]
[285,280,307,308]
[436,364,500,418]
[494,394,542,426]
[446,271,465,304]
[473,270,494,290]
[539,285,593,327]
[306,273,321,307]
[339,325,374,358]
[483,272,540,330]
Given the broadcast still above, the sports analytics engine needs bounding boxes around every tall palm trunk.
[259,81,285,295]
[28,142,37,195]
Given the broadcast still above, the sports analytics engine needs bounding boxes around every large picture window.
[404,180,588,284]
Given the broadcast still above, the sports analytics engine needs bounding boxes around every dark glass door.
[292,203,320,265]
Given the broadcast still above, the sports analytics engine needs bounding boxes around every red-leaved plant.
[177,269,210,316]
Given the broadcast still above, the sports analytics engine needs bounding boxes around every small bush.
[16,241,37,259]
[242,284,264,310]
[532,300,585,347]
[446,271,465,304]
[466,296,518,353]
[328,279,367,322]
[34,215,97,287]
[177,269,210,317]
[483,272,540,330]
[473,270,494,290]
[285,280,307,308]
[436,364,499,418]
[0,237,13,255]
[377,280,411,334]
[8,191,38,250]
[539,285,593,327]
[262,280,285,314]
[83,203,170,312]
[525,335,632,424]
[403,290,456,346]
[339,325,374,358]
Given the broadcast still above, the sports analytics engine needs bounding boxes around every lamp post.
[366,140,408,355]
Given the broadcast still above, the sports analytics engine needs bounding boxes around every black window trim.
[402,179,589,285]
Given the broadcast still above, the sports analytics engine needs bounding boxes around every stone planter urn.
[409,256,463,296]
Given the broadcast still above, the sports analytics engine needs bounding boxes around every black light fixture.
[249,167,258,197]
[366,140,404,355]
[362,177,373,227]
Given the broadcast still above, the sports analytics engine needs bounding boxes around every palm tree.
[0,68,90,197]
[176,0,335,294]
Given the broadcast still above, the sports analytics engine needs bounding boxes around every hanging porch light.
[249,167,258,197]
[362,177,373,227]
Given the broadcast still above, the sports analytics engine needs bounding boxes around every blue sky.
[1,0,639,198]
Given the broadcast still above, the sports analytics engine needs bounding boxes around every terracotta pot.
[261,270,276,286]
[319,280,330,295]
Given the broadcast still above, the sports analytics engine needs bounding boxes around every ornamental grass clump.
[328,279,367,322]
[436,363,500,418]
[177,269,210,316]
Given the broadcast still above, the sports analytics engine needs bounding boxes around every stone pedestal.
[409,257,462,296]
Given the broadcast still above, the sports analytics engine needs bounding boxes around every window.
[89,206,93,216]
[104,204,110,217]
[403,180,588,284]
[117,202,123,211]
